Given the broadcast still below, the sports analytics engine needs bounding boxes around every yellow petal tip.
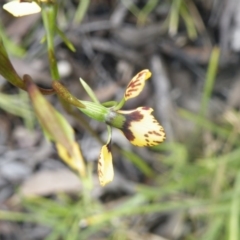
[124,69,152,101]
[98,144,114,186]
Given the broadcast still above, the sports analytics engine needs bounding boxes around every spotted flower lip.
[117,107,166,147]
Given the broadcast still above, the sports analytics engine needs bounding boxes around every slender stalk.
[52,81,85,108]
[41,3,59,80]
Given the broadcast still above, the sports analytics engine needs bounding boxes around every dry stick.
[219,0,236,61]
[113,24,166,48]
[158,40,206,79]
[89,37,144,67]
[110,0,137,27]
[150,55,175,141]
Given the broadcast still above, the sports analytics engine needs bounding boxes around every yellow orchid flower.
[105,70,166,147]
[78,69,166,186]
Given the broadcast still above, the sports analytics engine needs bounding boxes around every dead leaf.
[20,169,82,196]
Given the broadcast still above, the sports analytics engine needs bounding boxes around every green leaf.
[26,77,86,176]
[57,27,76,52]
[80,78,100,104]
[73,0,90,24]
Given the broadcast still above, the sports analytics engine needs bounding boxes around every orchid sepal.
[98,126,113,186]
[124,69,151,101]
[80,78,100,104]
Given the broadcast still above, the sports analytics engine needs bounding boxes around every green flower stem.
[41,3,59,80]
[23,75,55,95]
[107,125,112,144]
[79,101,109,122]
[113,97,126,111]
[52,81,85,108]
[102,101,118,107]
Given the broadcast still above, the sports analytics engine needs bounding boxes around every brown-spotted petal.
[98,143,114,186]
[124,69,152,101]
[118,107,166,147]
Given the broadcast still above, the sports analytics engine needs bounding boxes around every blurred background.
[1,0,240,239]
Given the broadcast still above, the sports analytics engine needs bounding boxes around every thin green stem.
[52,81,85,108]
[113,97,125,111]
[41,3,59,80]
